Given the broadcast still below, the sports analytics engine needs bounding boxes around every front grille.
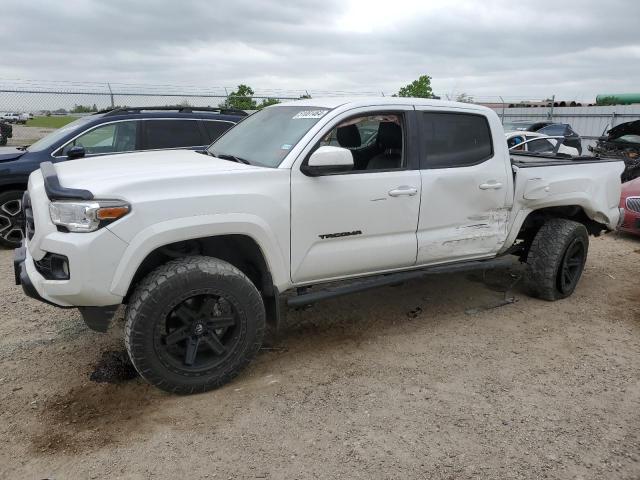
[626,197,640,214]
[22,191,35,240]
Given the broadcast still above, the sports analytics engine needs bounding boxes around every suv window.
[318,114,404,171]
[538,124,568,136]
[525,136,555,153]
[143,120,205,150]
[202,120,234,143]
[420,112,493,168]
[59,121,138,156]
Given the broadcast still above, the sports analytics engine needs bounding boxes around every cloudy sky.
[2,0,639,101]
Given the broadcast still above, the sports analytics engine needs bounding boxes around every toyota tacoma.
[14,98,625,394]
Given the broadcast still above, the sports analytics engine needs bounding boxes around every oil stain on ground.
[89,350,139,384]
[29,351,163,455]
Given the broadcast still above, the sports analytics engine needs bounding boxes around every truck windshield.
[207,105,330,167]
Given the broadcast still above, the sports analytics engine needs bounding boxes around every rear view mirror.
[66,145,86,160]
[303,146,353,176]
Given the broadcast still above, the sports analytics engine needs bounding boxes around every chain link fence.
[2,80,639,149]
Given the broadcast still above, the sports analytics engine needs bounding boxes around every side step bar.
[286,256,515,308]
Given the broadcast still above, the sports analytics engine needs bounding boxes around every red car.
[619,177,640,236]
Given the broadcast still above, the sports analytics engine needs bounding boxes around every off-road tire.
[0,190,25,248]
[525,218,589,301]
[125,256,265,394]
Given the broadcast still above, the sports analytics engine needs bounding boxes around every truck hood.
[605,120,640,142]
[0,147,27,162]
[51,149,259,197]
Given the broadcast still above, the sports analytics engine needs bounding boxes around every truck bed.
[511,152,622,168]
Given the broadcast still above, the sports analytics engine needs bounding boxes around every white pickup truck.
[14,98,625,394]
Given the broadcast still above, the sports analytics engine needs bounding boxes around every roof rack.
[100,106,249,117]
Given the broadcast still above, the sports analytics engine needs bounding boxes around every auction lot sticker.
[293,110,327,119]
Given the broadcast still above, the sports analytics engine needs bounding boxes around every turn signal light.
[97,206,130,220]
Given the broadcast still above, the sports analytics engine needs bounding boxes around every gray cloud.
[1,0,639,101]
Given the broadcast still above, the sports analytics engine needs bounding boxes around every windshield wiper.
[211,152,252,165]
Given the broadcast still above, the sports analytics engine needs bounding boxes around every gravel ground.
[0,234,639,479]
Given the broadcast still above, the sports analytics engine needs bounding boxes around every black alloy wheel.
[557,238,586,295]
[155,293,241,372]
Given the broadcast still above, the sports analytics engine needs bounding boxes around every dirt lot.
[0,234,639,479]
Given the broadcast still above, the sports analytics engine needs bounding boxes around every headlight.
[49,200,130,232]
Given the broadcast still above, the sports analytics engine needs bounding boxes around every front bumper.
[13,243,60,307]
[14,241,120,332]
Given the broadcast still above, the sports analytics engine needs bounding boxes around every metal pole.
[499,96,505,122]
[107,83,114,108]
[548,95,555,121]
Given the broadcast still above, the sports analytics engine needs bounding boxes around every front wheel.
[0,190,25,248]
[125,256,265,394]
[525,218,589,301]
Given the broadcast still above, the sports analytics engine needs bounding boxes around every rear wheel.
[125,256,265,394]
[525,218,588,301]
[0,190,25,248]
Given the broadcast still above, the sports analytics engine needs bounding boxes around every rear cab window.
[419,112,493,168]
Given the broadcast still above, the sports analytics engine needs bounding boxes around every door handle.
[388,186,418,197]
[479,181,503,190]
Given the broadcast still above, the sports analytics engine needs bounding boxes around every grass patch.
[26,116,77,128]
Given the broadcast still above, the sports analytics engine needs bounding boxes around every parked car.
[502,120,582,154]
[1,112,27,124]
[14,97,625,394]
[0,121,12,146]
[589,120,640,183]
[505,131,579,156]
[0,106,247,247]
[619,177,640,236]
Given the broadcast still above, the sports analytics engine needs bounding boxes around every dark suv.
[0,106,247,247]
[502,120,582,154]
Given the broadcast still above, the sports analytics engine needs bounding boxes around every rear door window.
[420,112,493,168]
[202,120,234,143]
[142,120,205,150]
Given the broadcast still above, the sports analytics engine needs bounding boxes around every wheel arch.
[114,229,286,332]
[504,204,605,259]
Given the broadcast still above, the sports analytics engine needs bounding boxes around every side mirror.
[303,146,353,176]
[67,145,86,160]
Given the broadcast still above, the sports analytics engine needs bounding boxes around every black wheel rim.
[0,197,24,244]
[557,238,585,294]
[154,293,241,373]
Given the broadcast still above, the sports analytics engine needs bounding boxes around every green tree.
[396,75,433,98]
[257,97,280,109]
[226,84,257,110]
[71,104,98,113]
